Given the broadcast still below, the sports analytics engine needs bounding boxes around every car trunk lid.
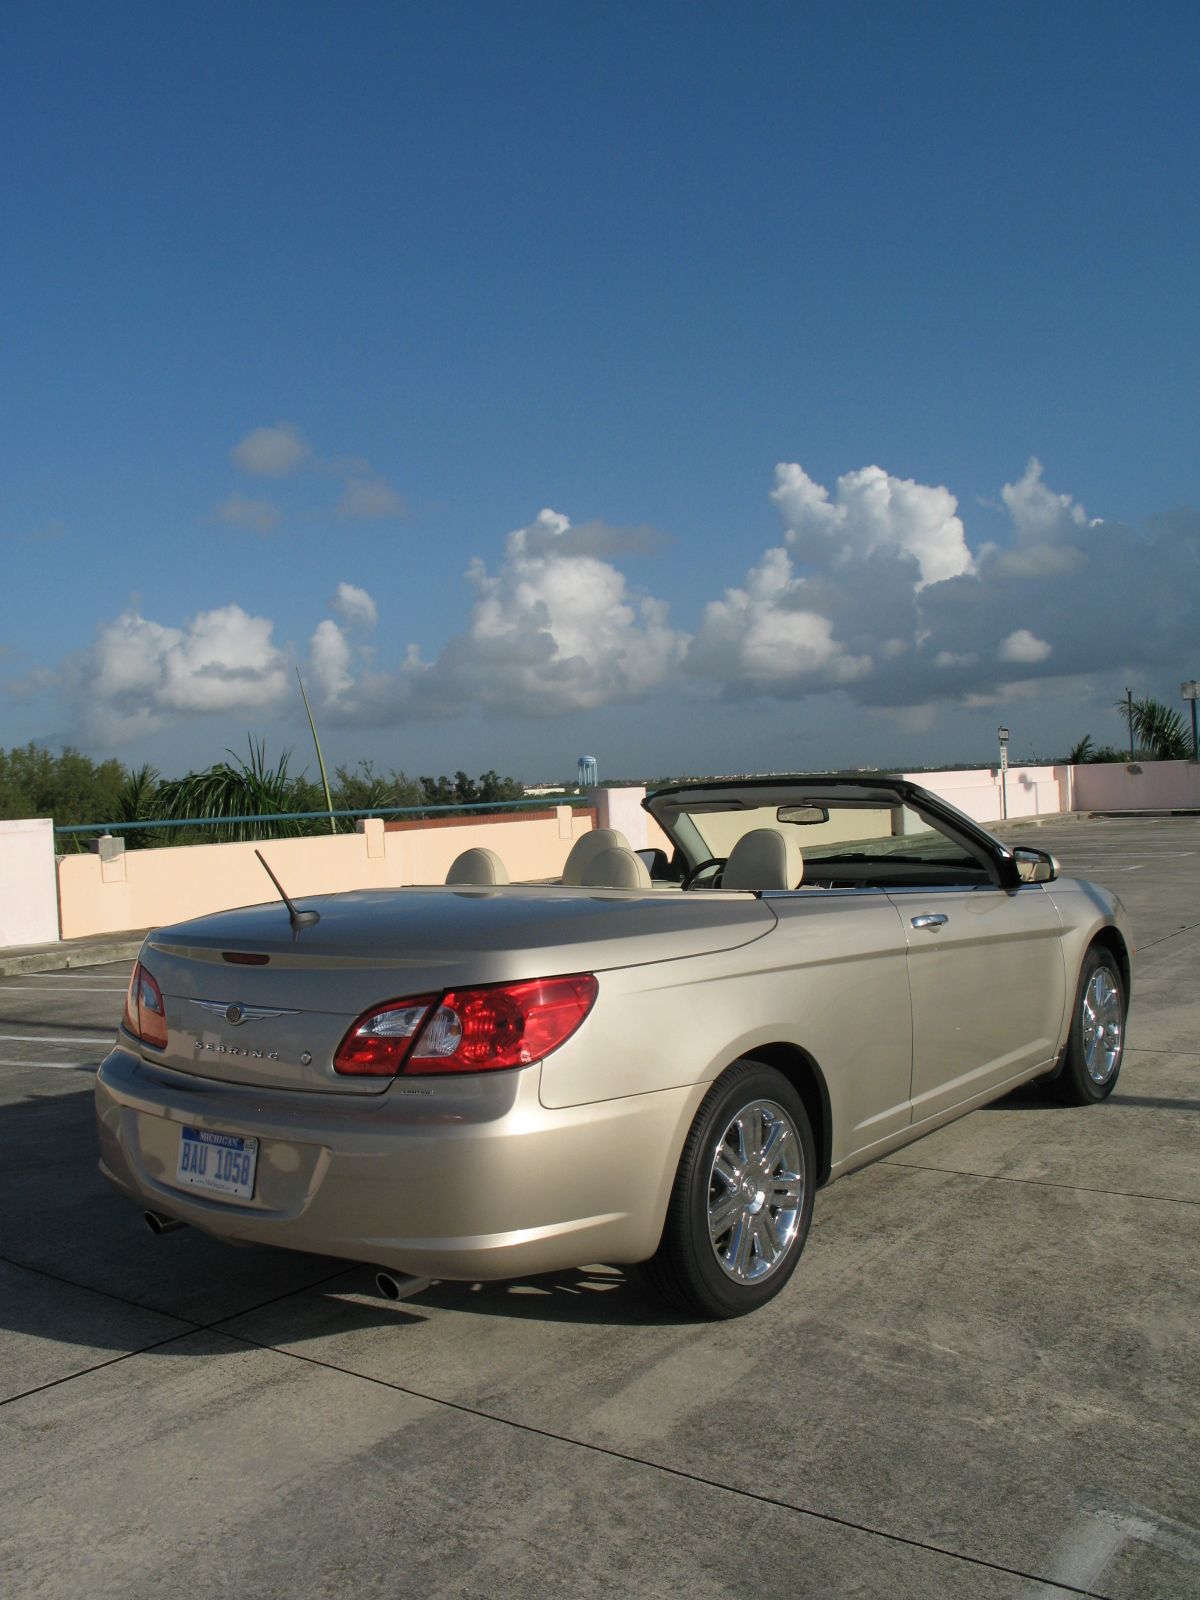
[133,886,775,1094]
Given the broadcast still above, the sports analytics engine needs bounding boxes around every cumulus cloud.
[416,509,684,718]
[685,458,1197,717]
[334,474,408,521]
[331,582,378,629]
[308,618,355,701]
[62,605,290,742]
[772,462,974,588]
[215,492,281,534]
[18,459,1197,747]
[303,509,686,725]
[686,546,871,690]
[231,423,310,477]
[1001,457,1094,543]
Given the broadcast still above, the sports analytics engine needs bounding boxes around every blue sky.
[3,0,1197,783]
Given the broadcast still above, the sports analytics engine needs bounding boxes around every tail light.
[335,974,598,1077]
[122,961,168,1049]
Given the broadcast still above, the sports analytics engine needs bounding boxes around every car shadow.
[0,1078,691,1361]
[1109,1093,1200,1112]
[403,1265,684,1327]
[981,1083,1067,1111]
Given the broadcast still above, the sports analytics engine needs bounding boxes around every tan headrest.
[721,829,803,892]
[446,846,509,886]
[561,828,632,885]
[579,846,653,889]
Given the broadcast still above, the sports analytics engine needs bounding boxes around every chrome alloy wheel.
[707,1098,805,1284]
[1081,965,1123,1084]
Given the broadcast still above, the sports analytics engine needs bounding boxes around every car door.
[766,888,915,1158]
[889,881,1067,1123]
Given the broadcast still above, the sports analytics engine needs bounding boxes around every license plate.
[175,1126,258,1200]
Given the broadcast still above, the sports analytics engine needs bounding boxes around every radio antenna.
[254,850,320,930]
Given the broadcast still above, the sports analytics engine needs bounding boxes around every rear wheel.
[646,1061,815,1318]
[1053,947,1126,1104]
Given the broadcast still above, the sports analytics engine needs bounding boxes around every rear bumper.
[95,1048,702,1280]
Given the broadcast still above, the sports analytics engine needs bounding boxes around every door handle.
[911,913,948,930]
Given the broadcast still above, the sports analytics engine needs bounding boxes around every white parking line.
[0,1034,115,1045]
[0,1059,98,1070]
[0,984,128,993]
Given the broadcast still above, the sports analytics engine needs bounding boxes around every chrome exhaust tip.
[143,1209,186,1236]
[374,1270,432,1304]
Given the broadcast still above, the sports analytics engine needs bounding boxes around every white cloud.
[1001,457,1093,543]
[231,423,310,477]
[434,509,686,715]
[215,492,281,534]
[686,546,871,689]
[997,628,1052,664]
[331,582,378,629]
[308,619,354,701]
[306,507,686,724]
[64,605,290,742]
[773,462,974,588]
[334,474,407,521]
[17,459,1198,755]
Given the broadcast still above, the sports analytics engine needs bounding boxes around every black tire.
[1052,946,1126,1105]
[646,1060,816,1319]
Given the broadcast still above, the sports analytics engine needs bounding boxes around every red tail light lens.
[333,997,437,1076]
[334,974,598,1077]
[122,961,168,1049]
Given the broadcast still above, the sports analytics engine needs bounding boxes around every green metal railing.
[53,795,588,840]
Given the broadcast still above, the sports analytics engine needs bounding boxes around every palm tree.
[1115,696,1190,761]
[1067,735,1094,764]
[114,763,161,850]
[155,740,309,842]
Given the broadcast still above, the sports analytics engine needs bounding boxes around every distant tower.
[577,754,598,788]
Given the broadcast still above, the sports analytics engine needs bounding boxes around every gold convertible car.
[95,776,1132,1318]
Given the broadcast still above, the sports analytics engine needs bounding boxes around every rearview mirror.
[777,805,830,825]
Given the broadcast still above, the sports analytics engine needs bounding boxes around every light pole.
[998,726,1010,819]
[1183,682,1200,762]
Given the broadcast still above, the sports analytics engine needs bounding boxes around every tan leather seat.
[721,829,803,891]
[446,846,509,886]
[560,828,632,885]
[579,846,652,889]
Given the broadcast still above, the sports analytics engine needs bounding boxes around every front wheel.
[1053,947,1126,1104]
[646,1061,816,1318]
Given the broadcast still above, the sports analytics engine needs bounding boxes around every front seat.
[560,828,632,885]
[446,846,509,886]
[579,846,652,889]
[721,829,803,892]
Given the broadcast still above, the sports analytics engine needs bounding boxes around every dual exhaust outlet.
[141,1212,429,1303]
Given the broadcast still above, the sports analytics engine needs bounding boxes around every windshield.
[656,792,995,884]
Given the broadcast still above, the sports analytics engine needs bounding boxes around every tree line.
[0,741,528,844]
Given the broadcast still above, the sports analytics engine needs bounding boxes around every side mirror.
[1013,847,1059,884]
[635,847,674,881]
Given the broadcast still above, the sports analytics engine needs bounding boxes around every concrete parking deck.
[1,815,1197,1598]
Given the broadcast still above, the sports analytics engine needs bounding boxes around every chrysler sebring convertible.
[95,776,1132,1318]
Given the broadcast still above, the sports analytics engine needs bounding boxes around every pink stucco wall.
[56,807,592,940]
[1071,759,1200,812]
[15,762,1196,947]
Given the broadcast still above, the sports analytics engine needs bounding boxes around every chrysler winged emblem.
[192,1000,298,1027]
